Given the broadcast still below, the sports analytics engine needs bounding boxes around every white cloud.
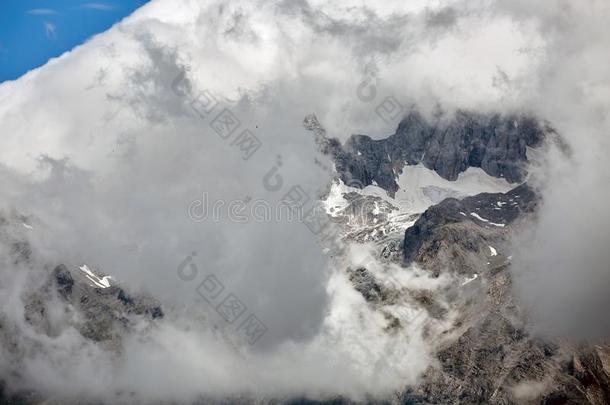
[26,8,58,15]
[81,2,116,11]
[499,0,610,340]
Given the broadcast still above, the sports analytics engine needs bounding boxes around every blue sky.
[0,0,149,83]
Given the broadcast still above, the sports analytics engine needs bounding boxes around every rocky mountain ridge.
[312,112,610,404]
[308,110,547,196]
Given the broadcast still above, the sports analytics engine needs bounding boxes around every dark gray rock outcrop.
[48,264,163,343]
[347,267,383,303]
[403,183,538,268]
[307,111,547,196]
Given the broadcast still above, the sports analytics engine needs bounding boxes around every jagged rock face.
[411,280,610,405]
[403,183,538,270]
[0,212,164,403]
[347,267,383,304]
[393,183,610,405]
[327,111,545,196]
[49,264,163,343]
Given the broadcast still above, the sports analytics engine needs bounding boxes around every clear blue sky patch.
[0,0,149,83]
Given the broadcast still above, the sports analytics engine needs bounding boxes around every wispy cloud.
[43,21,57,39]
[81,2,116,11]
[27,8,58,15]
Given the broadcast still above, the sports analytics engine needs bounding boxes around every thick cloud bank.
[499,0,610,339]
[0,0,608,402]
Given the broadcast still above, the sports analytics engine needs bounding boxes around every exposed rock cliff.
[307,111,547,196]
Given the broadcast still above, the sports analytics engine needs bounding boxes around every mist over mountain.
[0,0,609,404]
